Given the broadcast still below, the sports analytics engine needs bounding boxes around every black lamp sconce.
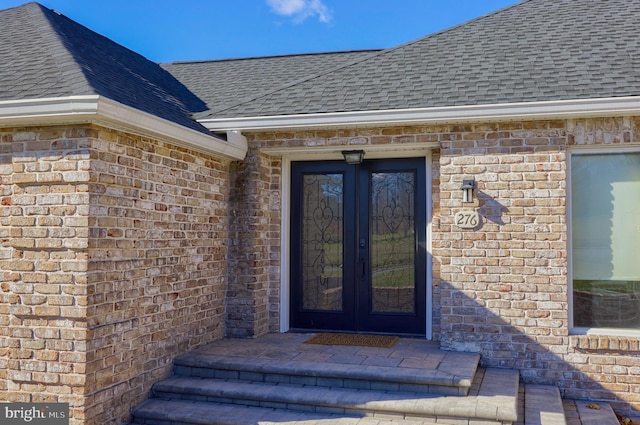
[460,179,475,203]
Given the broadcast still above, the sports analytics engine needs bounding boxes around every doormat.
[304,333,399,348]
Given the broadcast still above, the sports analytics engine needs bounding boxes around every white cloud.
[266,0,333,23]
[267,0,306,15]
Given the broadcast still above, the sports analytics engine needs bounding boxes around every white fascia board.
[0,96,247,160]
[94,97,247,160]
[199,96,640,132]
[0,95,100,120]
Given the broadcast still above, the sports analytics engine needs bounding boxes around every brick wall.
[434,117,640,414]
[1,125,231,424]
[85,128,230,423]
[3,117,640,423]
[435,119,569,360]
[245,117,640,414]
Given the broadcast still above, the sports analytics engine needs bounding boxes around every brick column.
[226,147,273,337]
[0,127,91,422]
[1,125,232,424]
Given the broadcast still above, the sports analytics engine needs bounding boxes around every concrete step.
[525,384,567,425]
[574,400,620,425]
[130,335,519,425]
[133,367,519,424]
[174,342,481,396]
[131,399,442,425]
[153,367,518,421]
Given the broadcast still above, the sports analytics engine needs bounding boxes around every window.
[571,150,640,329]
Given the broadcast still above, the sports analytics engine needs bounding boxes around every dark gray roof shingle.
[187,0,640,119]
[0,3,74,99]
[0,2,210,134]
[161,50,381,120]
[5,0,640,126]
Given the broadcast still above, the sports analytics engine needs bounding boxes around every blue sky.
[0,0,519,63]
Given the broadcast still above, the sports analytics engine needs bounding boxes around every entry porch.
[129,333,616,425]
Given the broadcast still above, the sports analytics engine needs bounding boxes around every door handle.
[359,239,367,277]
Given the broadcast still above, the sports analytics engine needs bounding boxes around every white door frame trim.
[280,157,292,333]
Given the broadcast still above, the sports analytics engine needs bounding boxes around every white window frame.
[568,145,640,336]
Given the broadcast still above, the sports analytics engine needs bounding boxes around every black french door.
[290,158,426,335]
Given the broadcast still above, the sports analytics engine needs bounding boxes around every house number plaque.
[454,210,480,229]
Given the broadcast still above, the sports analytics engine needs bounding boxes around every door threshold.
[287,328,426,339]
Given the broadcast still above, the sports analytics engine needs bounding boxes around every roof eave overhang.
[199,96,640,132]
[0,95,247,160]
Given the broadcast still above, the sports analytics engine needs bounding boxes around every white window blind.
[572,152,640,281]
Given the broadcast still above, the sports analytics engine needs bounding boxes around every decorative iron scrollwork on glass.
[370,172,416,313]
[301,174,344,311]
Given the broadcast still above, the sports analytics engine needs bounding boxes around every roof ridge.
[163,49,383,66]
[4,1,41,13]
[380,0,530,54]
[201,0,529,118]
[24,3,96,96]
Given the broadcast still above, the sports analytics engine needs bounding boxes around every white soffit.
[199,96,640,132]
[0,95,247,160]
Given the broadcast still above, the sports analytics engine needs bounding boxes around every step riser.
[152,390,403,419]
[148,367,518,424]
[144,367,518,425]
[174,364,469,396]
[133,418,255,425]
[132,416,505,425]
[151,389,510,424]
[132,403,444,425]
[147,393,509,425]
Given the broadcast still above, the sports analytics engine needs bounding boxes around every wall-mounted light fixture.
[341,150,365,165]
[460,179,475,203]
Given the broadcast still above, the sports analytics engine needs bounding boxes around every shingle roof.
[161,50,381,120]
[5,0,640,127]
[0,2,210,134]
[187,0,640,120]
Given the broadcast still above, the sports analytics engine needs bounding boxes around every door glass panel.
[370,172,416,313]
[302,174,344,311]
